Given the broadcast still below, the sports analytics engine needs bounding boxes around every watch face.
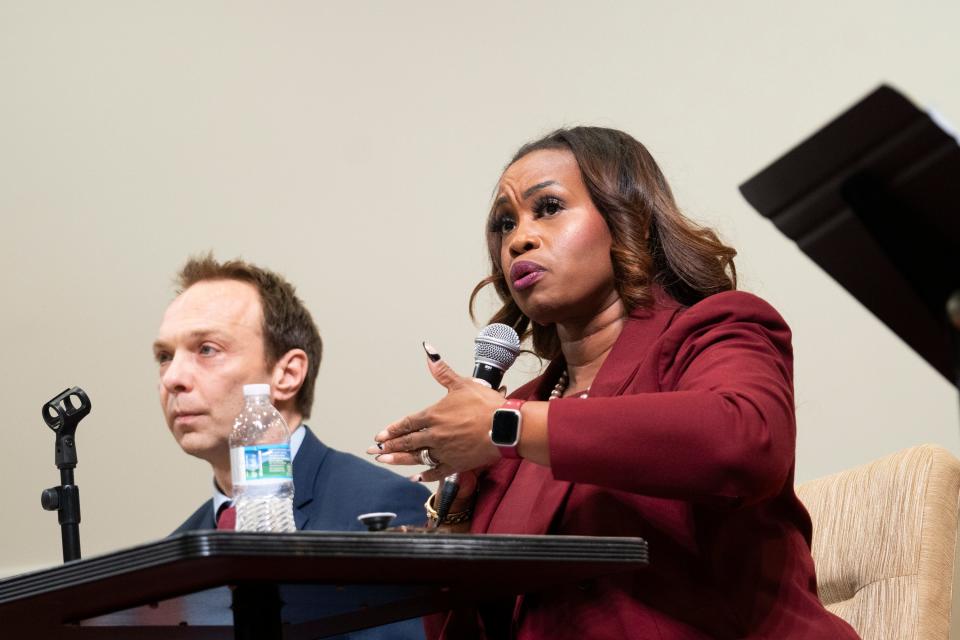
[491,409,520,446]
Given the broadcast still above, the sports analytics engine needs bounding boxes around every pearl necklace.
[548,370,590,400]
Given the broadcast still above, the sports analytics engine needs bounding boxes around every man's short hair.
[176,254,323,419]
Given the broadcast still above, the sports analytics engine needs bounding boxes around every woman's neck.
[556,296,627,394]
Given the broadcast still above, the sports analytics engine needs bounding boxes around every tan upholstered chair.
[796,445,960,639]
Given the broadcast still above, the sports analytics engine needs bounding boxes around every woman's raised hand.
[369,343,505,483]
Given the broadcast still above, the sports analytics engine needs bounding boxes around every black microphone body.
[472,362,506,389]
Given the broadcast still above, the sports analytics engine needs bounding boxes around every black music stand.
[739,84,960,391]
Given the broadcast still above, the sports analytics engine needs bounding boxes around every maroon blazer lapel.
[471,458,522,533]
[589,288,683,397]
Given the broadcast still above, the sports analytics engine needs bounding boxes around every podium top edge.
[0,531,649,603]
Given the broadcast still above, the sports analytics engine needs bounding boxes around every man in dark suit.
[154,255,429,638]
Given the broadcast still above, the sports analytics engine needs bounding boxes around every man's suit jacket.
[174,426,429,532]
[429,290,861,640]
[174,426,430,639]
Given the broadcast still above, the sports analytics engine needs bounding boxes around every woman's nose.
[508,218,541,257]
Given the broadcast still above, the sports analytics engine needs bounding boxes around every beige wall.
[1,1,958,579]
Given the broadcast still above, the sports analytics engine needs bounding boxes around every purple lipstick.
[510,260,546,291]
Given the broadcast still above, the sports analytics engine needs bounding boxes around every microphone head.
[474,323,521,371]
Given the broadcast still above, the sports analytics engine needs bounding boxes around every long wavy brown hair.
[470,126,737,360]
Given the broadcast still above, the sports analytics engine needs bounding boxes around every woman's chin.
[520,302,563,327]
[518,291,595,327]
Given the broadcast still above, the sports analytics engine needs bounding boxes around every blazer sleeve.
[548,291,796,505]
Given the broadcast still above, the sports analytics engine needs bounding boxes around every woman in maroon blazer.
[372,127,860,639]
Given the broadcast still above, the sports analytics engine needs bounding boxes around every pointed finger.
[422,342,463,390]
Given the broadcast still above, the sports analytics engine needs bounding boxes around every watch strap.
[502,398,525,412]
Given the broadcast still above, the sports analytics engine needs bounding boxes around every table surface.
[0,530,648,638]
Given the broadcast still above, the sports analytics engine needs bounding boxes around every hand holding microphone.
[370,324,521,521]
[438,324,520,521]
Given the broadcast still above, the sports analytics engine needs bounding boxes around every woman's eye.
[493,216,516,234]
[535,197,563,217]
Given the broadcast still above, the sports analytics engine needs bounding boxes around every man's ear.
[271,349,308,405]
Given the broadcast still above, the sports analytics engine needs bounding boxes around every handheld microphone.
[471,323,522,389]
[435,324,520,524]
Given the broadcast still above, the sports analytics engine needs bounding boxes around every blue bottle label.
[231,444,292,483]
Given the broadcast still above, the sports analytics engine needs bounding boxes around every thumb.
[422,342,462,390]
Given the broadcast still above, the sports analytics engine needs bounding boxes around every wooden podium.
[0,530,648,639]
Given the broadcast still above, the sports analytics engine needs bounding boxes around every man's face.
[153,279,272,464]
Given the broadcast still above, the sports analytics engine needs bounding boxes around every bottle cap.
[242,383,271,397]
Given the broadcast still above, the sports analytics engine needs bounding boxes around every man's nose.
[161,352,192,394]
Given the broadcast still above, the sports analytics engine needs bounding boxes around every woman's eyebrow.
[494,180,559,209]
[522,180,557,199]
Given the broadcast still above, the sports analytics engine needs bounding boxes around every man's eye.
[155,353,171,365]
[199,344,217,356]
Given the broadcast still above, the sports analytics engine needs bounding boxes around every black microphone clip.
[40,386,91,562]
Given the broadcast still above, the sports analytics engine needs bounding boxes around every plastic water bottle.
[228,384,296,532]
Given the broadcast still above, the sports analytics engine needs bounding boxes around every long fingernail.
[377,454,394,463]
[410,473,423,482]
[365,446,380,455]
[422,341,441,362]
[375,429,390,441]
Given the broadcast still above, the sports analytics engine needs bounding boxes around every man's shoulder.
[298,426,418,487]
[321,445,426,491]
[170,499,214,534]
[297,438,430,528]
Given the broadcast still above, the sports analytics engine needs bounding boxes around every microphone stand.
[40,387,91,562]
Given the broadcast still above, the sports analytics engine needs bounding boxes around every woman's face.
[493,148,618,326]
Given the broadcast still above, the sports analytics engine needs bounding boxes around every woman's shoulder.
[649,289,794,364]
[622,288,791,348]
[668,290,790,332]
[636,290,795,385]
